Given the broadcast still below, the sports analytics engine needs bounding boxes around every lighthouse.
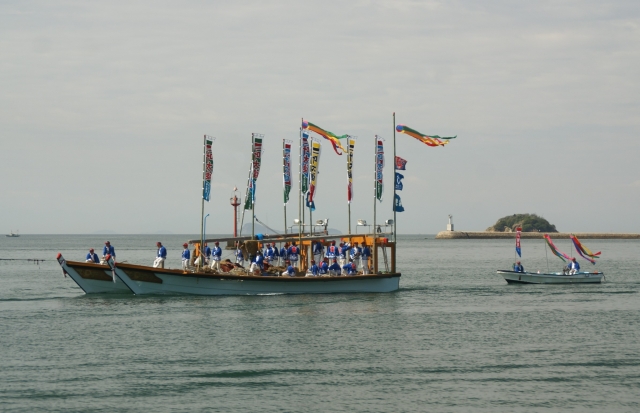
[230,187,241,237]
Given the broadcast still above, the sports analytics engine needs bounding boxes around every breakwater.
[435,231,640,239]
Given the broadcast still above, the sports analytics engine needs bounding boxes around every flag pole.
[239,160,251,236]
[251,134,256,240]
[393,112,397,244]
[347,142,351,235]
[283,140,287,234]
[298,121,303,245]
[373,136,377,274]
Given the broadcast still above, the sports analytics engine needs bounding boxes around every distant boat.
[6,230,19,237]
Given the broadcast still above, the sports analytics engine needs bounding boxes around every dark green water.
[1,235,639,412]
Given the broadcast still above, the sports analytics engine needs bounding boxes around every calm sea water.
[1,235,638,412]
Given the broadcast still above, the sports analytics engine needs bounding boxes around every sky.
[1,0,639,235]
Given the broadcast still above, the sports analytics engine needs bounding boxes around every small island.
[485,213,558,233]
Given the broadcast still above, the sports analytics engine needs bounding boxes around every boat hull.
[57,256,132,294]
[109,262,400,295]
[497,270,603,284]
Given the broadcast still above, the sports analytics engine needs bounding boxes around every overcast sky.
[1,0,639,235]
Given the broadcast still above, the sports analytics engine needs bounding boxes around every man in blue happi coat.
[306,259,320,277]
[281,261,296,277]
[361,244,371,274]
[279,243,288,266]
[513,261,524,273]
[326,241,339,261]
[181,243,191,271]
[264,243,276,264]
[287,242,300,269]
[85,248,100,264]
[210,241,222,271]
[339,242,351,267]
[328,258,341,276]
[153,242,167,268]
[350,242,362,270]
[235,242,244,265]
[312,241,324,265]
[101,241,116,264]
[250,251,264,275]
[568,258,580,274]
[319,258,329,276]
[204,242,211,265]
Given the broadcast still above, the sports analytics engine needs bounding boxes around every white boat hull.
[109,262,400,295]
[498,270,604,284]
[56,255,132,294]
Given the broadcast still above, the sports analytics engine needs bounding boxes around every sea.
[0,234,638,412]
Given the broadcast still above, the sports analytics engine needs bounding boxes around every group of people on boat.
[512,257,581,275]
[84,241,115,264]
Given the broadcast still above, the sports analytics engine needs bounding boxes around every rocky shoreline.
[435,231,640,239]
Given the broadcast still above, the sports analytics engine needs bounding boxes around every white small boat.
[6,230,19,237]
[106,258,400,296]
[56,254,132,294]
[497,270,604,284]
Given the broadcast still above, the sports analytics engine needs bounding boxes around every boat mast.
[199,134,206,270]
[393,112,397,244]
[251,134,256,240]
[283,139,287,234]
[347,139,351,235]
[373,136,377,274]
[298,122,303,245]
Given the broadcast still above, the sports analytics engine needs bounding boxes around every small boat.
[6,230,19,237]
[56,253,131,294]
[498,230,603,285]
[497,270,604,284]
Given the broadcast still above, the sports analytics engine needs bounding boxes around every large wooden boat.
[56,253,131,294]
[497,270,604,284]
[104,233,400,296]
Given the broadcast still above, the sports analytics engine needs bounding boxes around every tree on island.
[486,214,558,233]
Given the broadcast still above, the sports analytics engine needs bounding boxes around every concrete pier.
[435,231,640,239]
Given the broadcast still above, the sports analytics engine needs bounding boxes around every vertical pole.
[298,123,302,245]
[393,112,397,244]
[239,160,252,236]
[545,238,550,273]
[199,134,206,271]
[283,139,287,234]
[233,204,237,237]
[373,136,377,274]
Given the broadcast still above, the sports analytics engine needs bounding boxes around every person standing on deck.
[204,243,211,265]
[249,251,264,275]
[312,241,324,265]
[326,241,339,261]
[273,244,280,265]
[287,242,300,269]
[264,243,275,264]
[339,242,351,267]
[101,241,116,264]
[235,242,244,265]
[361,244,371,274]
[280,242,289,266]
[210,241,222,271]
[85,248,99,263]
[153,242,167,268]
[350,242,362,270]
[568,258,580,275]
[181,243,191,271]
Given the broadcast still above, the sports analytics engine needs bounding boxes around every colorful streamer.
[306,140,321,211]
[202,136,214,202]
[544,234,572,262]
[375,136,384,202]
[515,227,522,257]
[302,120,347,155]
[301,131,310,194]
[244,135,263,210]
[571,235,599,265]
[395,124,456,147]
[347,137,356,204]
[283,140,292,205]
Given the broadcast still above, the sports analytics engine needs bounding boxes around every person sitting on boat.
[339,242,351,267]
[306,259,320,277]
[287,242,300,268]
[280,243,289,266]
[101,241,116,264]
[350,242,362,269]
[361,244,371,274]
[513,261,524,273]
[342,259,357,276]
[181,243,191,271]
[568,258,580,275]
[210,241,222,271]
[312,241,324,264]
[328,259,341,276]
[282,261,296,277]
[250,251,264,275]
[153,242,167,268]
[326,241,339,261]
[319,258,329,276]
[85,248,100,264]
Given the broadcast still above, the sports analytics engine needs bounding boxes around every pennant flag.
[301,131,310,194]
[306,140,321,211]
[202,136,215,202]
[395,156,407,170]
[396,124,456,147]
[544,234,573,262]
[394,194,404,212]
[302,120,347,155]
[283,140,292,205]
[347,137,356,204]
[515,227,522,257]
[244,135,263,210]
[395,173,404,191]
[375,136,384,202]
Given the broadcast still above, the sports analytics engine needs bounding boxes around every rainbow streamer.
[571,235,599,265]
[302,120,347,155]
[544,234,572,262]
[395,124,456,147]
